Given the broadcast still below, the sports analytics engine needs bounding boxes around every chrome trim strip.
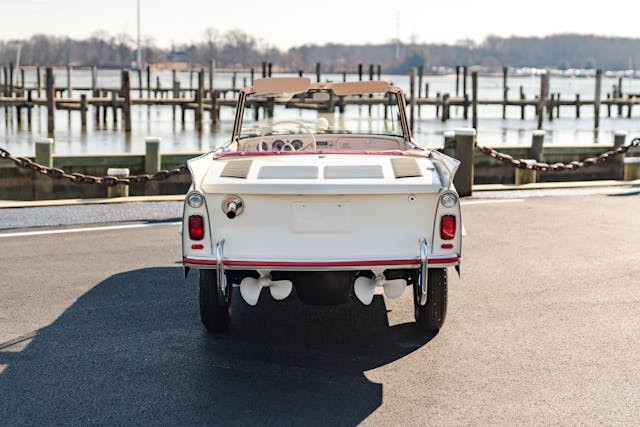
[418,238,428,306]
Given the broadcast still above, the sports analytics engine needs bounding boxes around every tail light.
[188,215,204,240]
[440,215,456,240]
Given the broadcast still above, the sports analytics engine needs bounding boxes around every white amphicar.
[182,77,462,334]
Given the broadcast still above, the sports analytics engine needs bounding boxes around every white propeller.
[239,275,293,306]
[353,275,407,305]
[354,276,376,305]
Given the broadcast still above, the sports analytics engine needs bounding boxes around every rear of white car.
[182,152,461,332]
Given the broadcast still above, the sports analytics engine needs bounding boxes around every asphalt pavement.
[0,188,639,425]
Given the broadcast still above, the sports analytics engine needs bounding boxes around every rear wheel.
[414,268,447,332]
[199,269,232,332]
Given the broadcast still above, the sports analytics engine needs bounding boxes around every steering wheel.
[264,120,317,151]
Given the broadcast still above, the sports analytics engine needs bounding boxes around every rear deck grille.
[220,160,253,178]
[391,158,422,178]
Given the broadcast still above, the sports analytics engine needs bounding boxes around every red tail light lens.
[188,215,204,240]
[440,215,456,240]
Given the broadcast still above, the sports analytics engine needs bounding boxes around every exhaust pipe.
[222,195,244,219]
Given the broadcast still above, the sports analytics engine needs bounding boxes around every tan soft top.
[250,77,400,96]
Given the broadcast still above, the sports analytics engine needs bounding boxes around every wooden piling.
[576,94,580,118]
[36,66,42,97]
[66,65,72,97]
[455,66,460,97]
[462,66,468,97]
[376,64,381,80]
[594,69,602,130]
[250,67,255,84]
[26,91,33,129]
[268,63,273,77]
[16,101,22,128]
[34,138,54,199]
[548,94,554,122]
[409,68,416,134]
[520,86,525,119]
[358,64,363,81]
[556,93,561,118]
[442,130,456,158]
[80,94,87,129]
[102,90,108,127]
[453,128,476,197]
[316,63,321,82]
[471,71,478,130]
[617,77,623,116]
[417,65,423,117]
[195,69,204,132]
[9,62,14,96]
[442,94,450,122]
[502,67,508,119]
[211,90,219,125]
[121,69,132,132]
[111,91,118,128]
[529,130,545,161]
[137,68,143,97]
[171,70,178,120]
[261,62,267,78]
[537,72,548,130]
[611,130,627,180]
[144,137,161,195]
[45,67,55,136]
[146,66,151,97]
[231,72,237,90]
[209,59,215,94]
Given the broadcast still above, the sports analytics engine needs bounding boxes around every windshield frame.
[229,79,412,146]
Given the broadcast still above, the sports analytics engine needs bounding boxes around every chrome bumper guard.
[418,238,428,306]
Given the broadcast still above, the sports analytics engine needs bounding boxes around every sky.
[2,0,640,49]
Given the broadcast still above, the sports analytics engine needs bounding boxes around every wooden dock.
[1,63,639,135]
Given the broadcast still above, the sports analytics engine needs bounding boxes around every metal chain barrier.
[475,137,639,171]
[0,147,190,186]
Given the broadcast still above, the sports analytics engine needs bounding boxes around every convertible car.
[182,77,462,334]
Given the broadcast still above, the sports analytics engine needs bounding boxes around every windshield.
[239,89,404,139]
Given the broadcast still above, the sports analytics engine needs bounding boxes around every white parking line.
[461,199,525,206]
[0,221,180,238]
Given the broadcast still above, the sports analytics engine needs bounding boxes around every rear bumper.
[183,255,460,271]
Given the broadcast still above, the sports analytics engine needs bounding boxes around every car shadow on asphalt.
[0,267,434,425]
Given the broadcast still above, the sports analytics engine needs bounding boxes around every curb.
[1,179,639,209]
[0,195,184,209]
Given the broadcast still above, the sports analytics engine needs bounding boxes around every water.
[2,69,640,156]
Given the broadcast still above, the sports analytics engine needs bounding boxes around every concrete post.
[34,138,54,200]
[107,168,130,198]
[611,130,627,181]
[145,137,161,195]
[453,128,476,197]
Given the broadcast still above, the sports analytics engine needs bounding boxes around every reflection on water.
[2,71,640,156]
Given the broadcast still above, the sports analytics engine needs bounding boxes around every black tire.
[414,268,447,332]
[199,269,232,333]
